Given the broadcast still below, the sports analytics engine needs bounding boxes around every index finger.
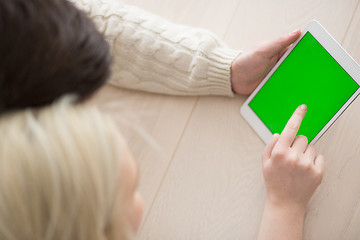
[278,104,307,147]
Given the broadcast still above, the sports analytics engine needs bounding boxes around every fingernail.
[290,29,299,36]
[300,104,307,111]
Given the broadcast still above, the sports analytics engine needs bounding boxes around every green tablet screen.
[249,32,359,142]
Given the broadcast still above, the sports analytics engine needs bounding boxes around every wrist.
[230,51,244,94]
[265,197,306,219]
[258,197,305,240]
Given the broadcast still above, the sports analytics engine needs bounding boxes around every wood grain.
[139,0,360,239]
[303,1,360,239]
[92,0,242,231]
[223,0,358,49]
[139,94,267,239]
[341,3,360,239]
[91,85,196,230]
[121,0,240,37]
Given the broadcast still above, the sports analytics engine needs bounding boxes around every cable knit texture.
[70,0,240,96]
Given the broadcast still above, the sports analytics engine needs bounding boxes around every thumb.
[268,29,301,55]
[262,133,280,162]
[314,154,325,177]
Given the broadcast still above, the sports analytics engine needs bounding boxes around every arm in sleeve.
[71,0,241,96]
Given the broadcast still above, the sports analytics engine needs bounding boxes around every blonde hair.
[0,97,133,240]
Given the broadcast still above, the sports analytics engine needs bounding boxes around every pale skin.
[258,105,325,240]
[118,148,144,233]
[116,30,325,239]
[231,29,302,95]
[119,106,325,239]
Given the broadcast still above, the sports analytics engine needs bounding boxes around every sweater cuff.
[206,48,242,97]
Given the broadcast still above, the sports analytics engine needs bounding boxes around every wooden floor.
[92,0,360,239]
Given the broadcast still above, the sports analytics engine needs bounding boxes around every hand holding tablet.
[241,21,360,144]
[231,29,301,95]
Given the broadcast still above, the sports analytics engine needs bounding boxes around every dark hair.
[0,0,112,114]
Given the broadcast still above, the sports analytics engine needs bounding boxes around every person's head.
[0,97,143,240]
[0,0,111,114]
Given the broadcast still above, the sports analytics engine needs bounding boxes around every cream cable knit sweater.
[71,0,240,96]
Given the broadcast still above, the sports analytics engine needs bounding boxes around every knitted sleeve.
[71,0,241,96]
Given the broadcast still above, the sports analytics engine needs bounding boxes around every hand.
[262,104,325,212]
[231,29,301,95]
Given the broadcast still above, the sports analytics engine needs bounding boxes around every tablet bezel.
[240,20,360,144]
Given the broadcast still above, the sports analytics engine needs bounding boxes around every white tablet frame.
[240,20,360,144]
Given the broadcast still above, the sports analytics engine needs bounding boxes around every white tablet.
[240,20,360,144]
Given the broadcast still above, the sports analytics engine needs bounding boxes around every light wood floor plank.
[140,0,360,239]
[224,0,358,49]
[92,0,242,232]
[340,2,360,239]
[139,95,267,239]
[91,85,196,231]
[301,1,360,239]
[122,0,240,37]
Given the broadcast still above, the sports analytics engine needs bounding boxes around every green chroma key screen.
[249,32,359,142]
